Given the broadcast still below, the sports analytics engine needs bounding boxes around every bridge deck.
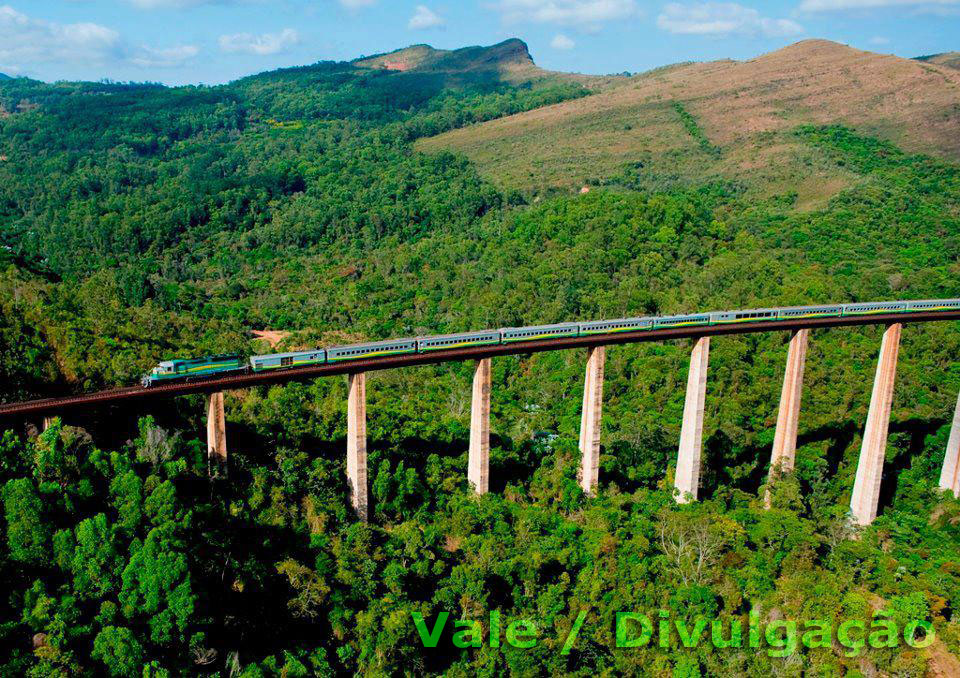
[2,311,959,417]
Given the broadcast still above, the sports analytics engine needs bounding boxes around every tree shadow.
[699,416,946,510]
[878,416,947,514]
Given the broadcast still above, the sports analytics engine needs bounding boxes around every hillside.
[419,40,960,207]
[918,51,960,70]
[354,37,611,88]
[355,38,537,77]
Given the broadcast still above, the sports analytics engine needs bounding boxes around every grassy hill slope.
[354,37,617,90]
[418,40,960,207]
[918,51,960,70]
[355,38,540,80]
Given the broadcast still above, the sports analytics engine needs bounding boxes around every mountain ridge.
[418,39,960,207]
[354,38,535,73]
[213,36,593,103]
[352,37,613,88]
[917,51,960,70]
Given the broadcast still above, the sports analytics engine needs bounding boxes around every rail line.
[2,310,959,418]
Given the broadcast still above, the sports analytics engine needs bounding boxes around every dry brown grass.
[355,45,438,72]
[354,38,612,88]
[921,52,960,71]
[251,329,290,348]
[418,40,960,201]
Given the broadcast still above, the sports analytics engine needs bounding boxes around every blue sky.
[1,1,958,84]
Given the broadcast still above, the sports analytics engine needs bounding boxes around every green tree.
[91,626,145,678]
[2,478,49,564]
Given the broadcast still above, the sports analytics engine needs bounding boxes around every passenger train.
[141,299,960,386]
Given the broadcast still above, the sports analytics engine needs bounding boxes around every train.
[140,299,960,387]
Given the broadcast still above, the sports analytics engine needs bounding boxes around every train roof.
[499,322,579,331]
[161,353,239,365]
[250,349,325,360]
[775,303,843,311]
[905,298,960,305]
[420,329,500,341]
[327,337,418,350]
[579,316,651,324]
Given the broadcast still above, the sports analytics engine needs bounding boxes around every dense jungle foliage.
[2,52,960,676]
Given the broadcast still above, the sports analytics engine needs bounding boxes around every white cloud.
[408,5,445,29]
[219,28,299,55]
[551,33,576,48]
[799,0,959,10]
[0,5,122,71]
[657,3,804,37]
[869,35,890,44]
[131,44,200,67]
[0,5,199,73]
[492,0,639,27]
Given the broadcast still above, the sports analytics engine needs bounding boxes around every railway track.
[2,310,959,418]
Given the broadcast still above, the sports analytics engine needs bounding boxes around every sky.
[1,1,958,85]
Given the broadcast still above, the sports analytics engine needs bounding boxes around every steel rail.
[2,310,959,418]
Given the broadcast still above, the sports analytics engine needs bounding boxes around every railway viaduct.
[4,311,960,526]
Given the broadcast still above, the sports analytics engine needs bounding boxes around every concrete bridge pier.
[850,323,902,526]
[468,358,491,495]
[206,392,227,478]
[939,388,960,496]
[579,346,605,496]
[42,416,56,431]
[346,372,369,521]
[765,329,810,507]
[675,337,710,503]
